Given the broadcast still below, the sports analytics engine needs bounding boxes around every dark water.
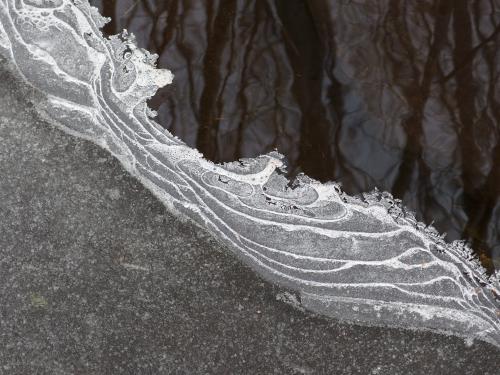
[90,0,500,271]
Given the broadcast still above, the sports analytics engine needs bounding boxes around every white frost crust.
[1,0,499,348]
[0,21,9,51]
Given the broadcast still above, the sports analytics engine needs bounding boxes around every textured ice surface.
[0,0,499,348]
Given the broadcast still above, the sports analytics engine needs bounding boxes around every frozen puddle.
[0,0,499,348]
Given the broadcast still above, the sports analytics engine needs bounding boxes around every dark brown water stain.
[90,0,500,272]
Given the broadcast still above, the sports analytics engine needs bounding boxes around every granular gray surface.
[0,59,499,374]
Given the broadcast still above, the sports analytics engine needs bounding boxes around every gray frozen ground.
[0,55,499,374]
[2,0,500,350]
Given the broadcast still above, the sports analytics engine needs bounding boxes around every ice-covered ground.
[0,0,499,349]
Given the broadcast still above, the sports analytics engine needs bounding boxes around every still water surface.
[90,0,500,271]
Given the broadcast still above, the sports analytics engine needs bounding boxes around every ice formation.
[0,0,499,348]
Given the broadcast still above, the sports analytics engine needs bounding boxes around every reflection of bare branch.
[102,0,117,35]
[123,1,140,31]
[456,0,500,271]
[388,0,452,226]
[140,0,159,51]
[275,0,339,182]
[157,0,178,55]
[235,1,260,160]
[122,0,140,17]
[442,22,500,83]
[196,0,237,161]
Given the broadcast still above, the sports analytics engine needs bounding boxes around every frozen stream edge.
[0,0,499,349]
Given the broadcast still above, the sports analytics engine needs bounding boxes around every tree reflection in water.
[90,0,500,272]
